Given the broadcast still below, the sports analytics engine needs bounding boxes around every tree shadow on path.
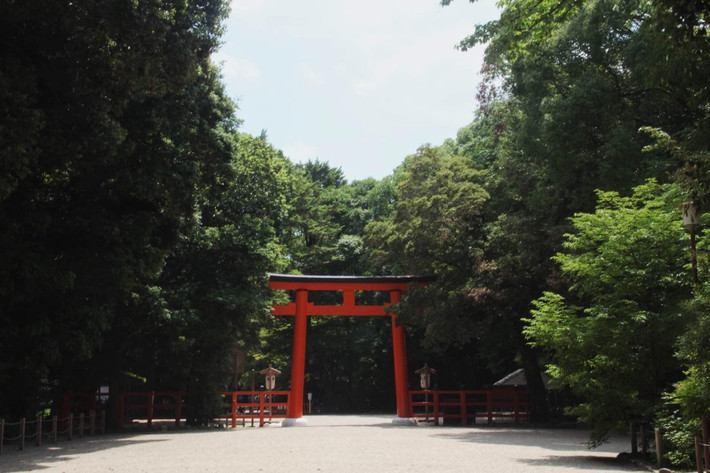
[431,427,641,472]
[432,427,624,452]
[517,455,641,471]
[0,429,214,473]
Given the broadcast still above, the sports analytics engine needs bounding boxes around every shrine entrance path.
[1,415,645,473]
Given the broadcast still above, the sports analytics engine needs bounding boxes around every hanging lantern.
[683,201,700,231]
[415,364,436,390]
[259,364,281,391]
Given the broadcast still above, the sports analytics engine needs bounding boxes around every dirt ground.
[0,415,648,473]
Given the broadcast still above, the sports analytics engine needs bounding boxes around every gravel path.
[0,415,647,473]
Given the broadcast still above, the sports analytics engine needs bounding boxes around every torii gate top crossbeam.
[269,273,434,317]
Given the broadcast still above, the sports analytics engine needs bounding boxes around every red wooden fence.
[62,389,527,429]
[118,392,185,427]
[410,389,530,425]
[60,392,107,420]
[114,391,289,428]
[219,391,289,428]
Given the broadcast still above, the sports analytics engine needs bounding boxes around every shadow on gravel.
[0,429,227,473]
[516,455,640,471]
[430,428,640,472]
[432,428,605,452]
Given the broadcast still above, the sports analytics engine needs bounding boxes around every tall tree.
[282,160,346,274]
[158,133,290,423]
[524,181,691,443]
[0,0,232,418]
[256,160,400,413]
[364,146,497,386]
[439,0,706,423]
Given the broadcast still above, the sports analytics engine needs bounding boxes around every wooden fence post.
[696,436,703,473]
[654,428,662,468]
[424,392,429,422]
[487,391,493,425]
[37,414,42,447]
[259,393,265,427]
[251,393,255,427]
[176,393,183,427]
[59,395,69,426]
[232,391,237,429]
[118,393,125,428]
[19,418,25,451]
[433,391,440,426]
[147,392,154,427]
[460,391,467,426]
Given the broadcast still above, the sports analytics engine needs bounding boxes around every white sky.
[214,0,500,182]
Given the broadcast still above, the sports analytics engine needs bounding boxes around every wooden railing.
[118,391,186,427]
[115,391,289,428]
[60,392,107,419]
[219,391,289,428]
[410,389,530,425]
[0,411,105,455]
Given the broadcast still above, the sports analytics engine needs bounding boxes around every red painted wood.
[487,391,493,424]
[231,392,237,428]
[390,290,412,418]
[460,391,467,426]
[272,302,388,316]
[410,389,530,425]
[343,289,355,306]
[147,392,154,427]
[259,393,265,427]
[269,275,431,420]
[434,392,440,425]
[176,392,183,426]
[118,395,125,427]
[286,290,308,419]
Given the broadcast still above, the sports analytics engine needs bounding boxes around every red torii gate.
[269,273,433,426]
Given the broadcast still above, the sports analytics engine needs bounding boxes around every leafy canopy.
[524,180,691,443]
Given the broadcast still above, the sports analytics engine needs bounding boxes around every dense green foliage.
[1,1,709,461]
[437,0,710,460]
[0,0,234,420]
[525,181,691,443]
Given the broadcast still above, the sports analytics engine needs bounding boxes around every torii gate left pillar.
[284,288,308,426]
[269,274,433,427]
